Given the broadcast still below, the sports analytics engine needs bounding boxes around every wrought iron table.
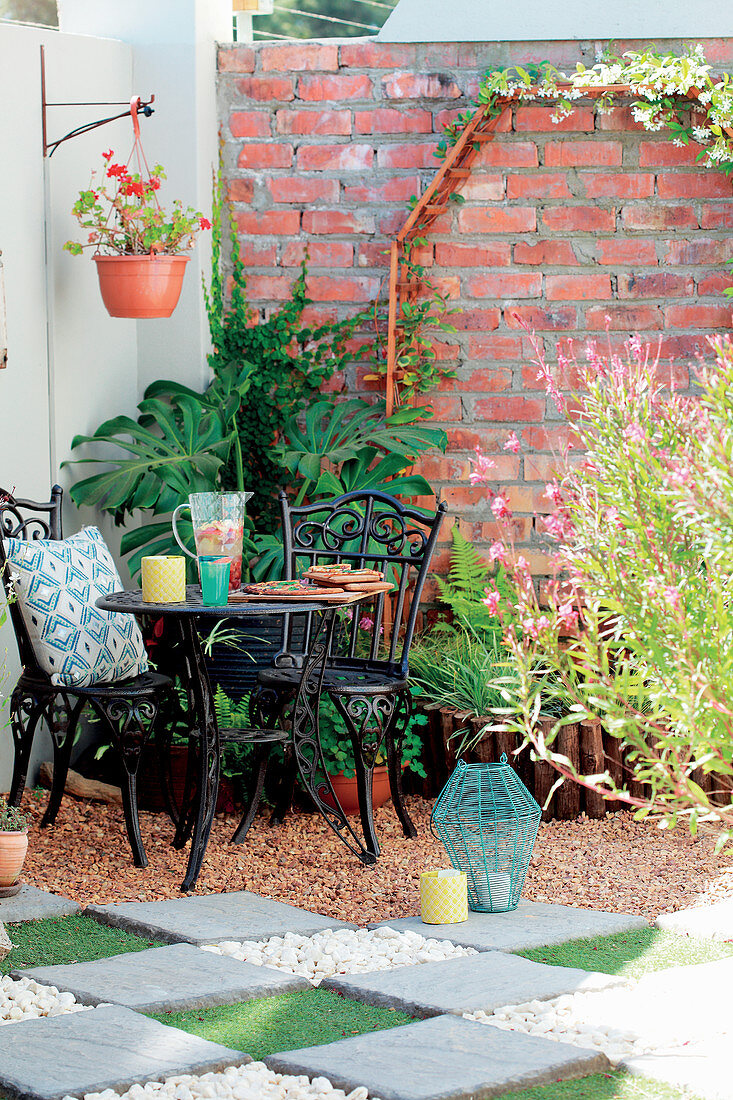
[96,586,375,890]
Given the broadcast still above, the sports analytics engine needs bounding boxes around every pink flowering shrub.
[479,333,733,844]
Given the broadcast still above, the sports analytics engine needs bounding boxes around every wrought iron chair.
[253,489,448,856]
[0,485,172,867]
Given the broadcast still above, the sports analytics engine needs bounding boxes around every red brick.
[585,305,662,330]
[237,143,292,169]
[546,274,612,300]
[458,207,537,233]
[451,308,501,331]
[617,273,694,299]
[379,210,415,235]
[664,304,732,328]
[281,241,353,268]
[621,204,698,230]
[235,75,295,102]
[581,173,655,199]
[515,105,595,132]
[261,43,339,72]
[302,210,375,234]
[699,38,733,63]
[297,145,373,171]
[523,454,569,481]
[275,109,351,136]
[339,42,418,68]
[656,334,718,360]
[467,273,542,299]
[354,108,433,134]
[596,239,658,265]
[268,178,340,204]
[441,486,495,508]
[235,210,300,236]
[542,206,615,232]
[435,242,512,267]
[226,179,254,203]
[229,111,271,138]
[663,238,733,264]
[460,174,505,201]
[701,202,733,229]
[639,140,706,167]
[596,105,642,131]
[461,367,513,391]
[507,172,571,199]
[246,275,294,300]
[445,427,510,452]
[306,275,380,302]
[476,141,538,168]
[344,177,421,203]
[506,306,576,330]
[383,71,461,99]
[418,276,460,299]
[697,272,733,295]
[657,173,732,199]
[431,340,459,360]
[218,45,255,73]
[377,143,439,168]
[236,241,277,266]
[514,240,577,265]
[298,73,373,101]
[416,394,464,420]
[357,242,395,268]
[473,396,545,421]
[545,140,622,167]
[467,334,541,360]
[434,108,469,129]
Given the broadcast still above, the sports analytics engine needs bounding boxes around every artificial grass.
[502,1070,701,1100]
[151,988,415,1062]
[517,927,733,979]
[2,914,155,974]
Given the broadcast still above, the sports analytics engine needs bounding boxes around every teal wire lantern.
[431,756,541,913]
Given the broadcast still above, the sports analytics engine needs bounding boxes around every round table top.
[97,586,364,619]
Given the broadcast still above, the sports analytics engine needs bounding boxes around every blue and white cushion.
[5,526,148,688]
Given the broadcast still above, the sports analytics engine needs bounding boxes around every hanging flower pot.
[94,254,190,318]
[63,100,210,320]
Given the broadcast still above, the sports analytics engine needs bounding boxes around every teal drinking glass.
[199,556,231,606]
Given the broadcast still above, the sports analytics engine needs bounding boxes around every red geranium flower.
[102,149,114,161]
[199,217,212,230]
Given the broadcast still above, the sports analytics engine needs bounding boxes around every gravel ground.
[16,791,733,922]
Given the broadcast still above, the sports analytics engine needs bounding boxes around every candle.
[141,555,186,603]
[419,868,468,925]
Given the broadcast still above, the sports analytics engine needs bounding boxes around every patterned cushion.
[5,526,148,688]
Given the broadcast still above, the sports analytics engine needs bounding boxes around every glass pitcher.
[172,491,252,591]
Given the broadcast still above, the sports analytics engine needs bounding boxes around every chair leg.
[41,697,85,828]
[386,689,418,839]
[172,738,199,850]
[252,686,296,829]
[332,693,387,858]
[231,744,270,844]
[8,688,46,807]
[269,745,298,827]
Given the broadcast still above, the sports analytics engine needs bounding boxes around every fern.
[436,527,512,634]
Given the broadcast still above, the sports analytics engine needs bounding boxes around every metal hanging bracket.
[40,45,154,158]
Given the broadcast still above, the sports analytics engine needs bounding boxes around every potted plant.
[0,797,30,892]
[63,149,210,318]
[319,690,427,815]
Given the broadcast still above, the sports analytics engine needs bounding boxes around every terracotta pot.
[322,765,393,816]
[94,254,189,318]
[0,831,28,887]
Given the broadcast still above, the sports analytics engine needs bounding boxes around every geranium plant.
[0,797,30,833]
[477,332,733,848]
[64,149,210,257]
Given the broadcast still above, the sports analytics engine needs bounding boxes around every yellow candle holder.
[419,868,468,925]
[141,555,186,604]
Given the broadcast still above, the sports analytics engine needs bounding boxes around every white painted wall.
[378,0,733,41]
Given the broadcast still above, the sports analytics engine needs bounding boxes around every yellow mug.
[141,555,186,603]
[420,868,468,925]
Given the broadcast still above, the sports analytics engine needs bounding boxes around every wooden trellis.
[384,83,729,416]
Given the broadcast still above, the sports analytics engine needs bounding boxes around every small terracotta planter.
[94,254,189,318]
[323,765,393,816]
[0,831,29,887]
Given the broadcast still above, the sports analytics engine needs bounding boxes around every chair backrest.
[0,485,63,674]
[278,489,447,677]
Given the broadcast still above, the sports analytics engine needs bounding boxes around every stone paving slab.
[371,901,647,952]
[0,885,80,924]
[656,899,733,941]
[322,950,621,1018]
[85,890,353,946]
[266,1014,608,1100]
[624,1038,730,1100]
[0,1003,248,1100]
[15,942,310,1014]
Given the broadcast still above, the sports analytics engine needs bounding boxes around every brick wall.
[217,37,733,585]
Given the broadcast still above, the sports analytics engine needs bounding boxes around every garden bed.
[14,789,733,923]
